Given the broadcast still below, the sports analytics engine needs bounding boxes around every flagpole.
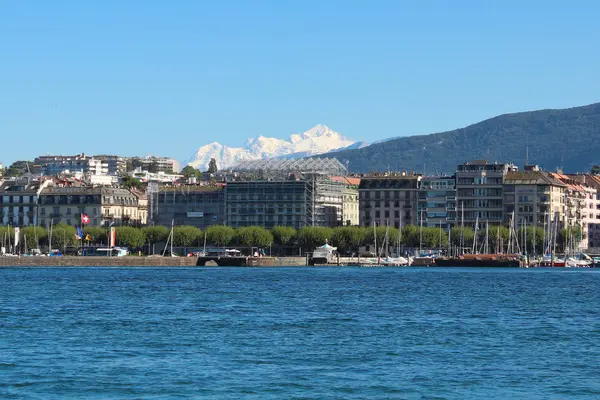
[80,213,83,255]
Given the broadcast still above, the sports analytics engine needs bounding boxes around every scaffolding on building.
[231,157,347,178]
[147,181,159,225]
[227,158,346,228]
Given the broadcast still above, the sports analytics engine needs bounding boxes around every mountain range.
[314,102,600,174]
[187,125,367,170]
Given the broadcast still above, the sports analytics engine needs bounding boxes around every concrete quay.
[0,256,309,267]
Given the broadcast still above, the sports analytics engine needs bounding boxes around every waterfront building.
[572,175,600,249]
[418,176,456,230]
[227,158,347,229]
[455,160,518,228]
[330,176,361,226]
[38,185,144,227]
[503,169,567,233]
[561,174,600,250]
[358,172,421,229]
[155,185,225,229]
[0,178,50,227]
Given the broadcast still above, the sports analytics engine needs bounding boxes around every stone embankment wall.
[0,256,308,267]
[0,256,198,267]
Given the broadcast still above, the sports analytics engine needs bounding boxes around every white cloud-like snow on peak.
[187,125,366,170]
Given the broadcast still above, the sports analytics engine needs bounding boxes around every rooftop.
[231,157,347,175]
[504,171,566,186]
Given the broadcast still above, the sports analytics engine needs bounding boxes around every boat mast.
[484,220,489,254]
[460,201,464,255]
[419,208,423,255]
[170,219,174,256]
[439,219,442,255]
[472,216,479,254]
[398,212,403,257]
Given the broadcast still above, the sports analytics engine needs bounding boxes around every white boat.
[380,256,409,266]
[311,243,337,264]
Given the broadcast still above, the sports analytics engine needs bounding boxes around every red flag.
[81,213,90,224]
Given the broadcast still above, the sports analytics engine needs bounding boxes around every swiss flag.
[81,213,90,224]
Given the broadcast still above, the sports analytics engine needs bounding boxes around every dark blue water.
[2,267,600,399]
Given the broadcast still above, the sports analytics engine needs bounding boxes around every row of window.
[0,196,36,204]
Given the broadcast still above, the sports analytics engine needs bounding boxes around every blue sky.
[2,0,600,166]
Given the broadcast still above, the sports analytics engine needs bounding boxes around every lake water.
[2,267,600,399]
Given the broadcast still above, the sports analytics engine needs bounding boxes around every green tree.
[330,226,368,254]
[450,226,475,250]
[297,227,333,251]
[172,226,202,247]
[235,226,273,248]
[143,226,169,245]
[115,226,146,249]
[20,226,48,250]
[181,165,201,179]
[592,165,600,175]
[48,223,77,250]
[401,224,420,247]
[147,161,160,173]
[272,226,297,246]
[206,225,234,247]
[558,225,584,252]
[364,226,399,248]
[420,227,448,249]
[121,175,143,190]
[82,226,107,245]
[5,160,32,177]
[207,158,218,174]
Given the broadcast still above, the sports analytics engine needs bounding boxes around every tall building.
[38,185,144,227]
[455,160,518,228]
[418,176,456,230]
[330,176,360,226]
[155,185,225,229]
[572,174,600,249]
[226,158,347,229]
[0,178,50,226]
[358,173,421,229]
[503,169,567,232]
[552,173,598,250]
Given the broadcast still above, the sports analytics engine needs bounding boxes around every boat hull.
[435,255,521,268]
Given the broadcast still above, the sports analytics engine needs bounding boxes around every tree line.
[0,224,583,255]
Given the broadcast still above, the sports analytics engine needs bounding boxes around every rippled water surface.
[2,267,600,399]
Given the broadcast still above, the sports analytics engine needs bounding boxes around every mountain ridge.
[187,125,367,170]
[314,102,600,174]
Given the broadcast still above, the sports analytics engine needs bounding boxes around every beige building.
[553,173,599,250]
[358,173,421,229]
[331,176,360,226]
[38,186,145,227]
[569,175,600,249]
[503,170,567,230]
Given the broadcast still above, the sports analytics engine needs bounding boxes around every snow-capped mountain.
[187,125,368,170]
